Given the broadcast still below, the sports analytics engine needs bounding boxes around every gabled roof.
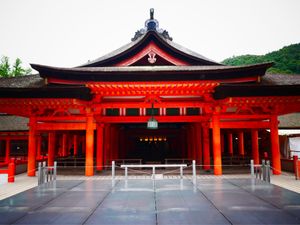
[79,9,220,67]
[30,10,273,83]
[1,10,299,101]
[80,31,221,67]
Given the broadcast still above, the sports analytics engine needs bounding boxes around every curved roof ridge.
[79,9,222,67]
[79,33,146,67]
[163,35,221,65]
[80,31,221,67]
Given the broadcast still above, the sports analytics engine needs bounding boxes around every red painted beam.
[36,116,86,122]
[220,114,271,119]
[210,121,270,129]
[0,136,28,140]
[98,101,209,108]
[96,115,209,123]
[36,123,96,131]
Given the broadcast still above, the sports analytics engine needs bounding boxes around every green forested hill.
[222,43,300,74]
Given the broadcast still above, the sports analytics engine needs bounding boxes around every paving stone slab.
[0,178,299,225]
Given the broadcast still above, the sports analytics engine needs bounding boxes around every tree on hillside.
[222,43,300,75]
[0,56,32,77]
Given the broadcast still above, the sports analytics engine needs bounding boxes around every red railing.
[0,160,15,182]
[293,156,300,180]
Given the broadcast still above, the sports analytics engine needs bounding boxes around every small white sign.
[0,174,8,185]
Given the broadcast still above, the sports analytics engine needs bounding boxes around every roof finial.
[150,8,154,20]
[131,8,172,41]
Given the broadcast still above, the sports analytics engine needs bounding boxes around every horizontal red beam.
[36,116,86,122]
[0,136,28,140]
[36,123,96,131]
[220,114,271,120]
[99,101,209,108]
[0,169,8,174]
[96,115,209,123]
[210,121,270,129]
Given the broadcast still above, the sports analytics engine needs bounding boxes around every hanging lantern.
[147,102,158,129]
[147,117,158,129]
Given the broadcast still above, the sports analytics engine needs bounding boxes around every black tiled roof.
[0,75,92,100]
[31,63,272,82]
[261,73,300,85]
[213,74,300,99]
[0,115,28,131]
[0,75,45,88]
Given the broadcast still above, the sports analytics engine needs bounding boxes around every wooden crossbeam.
[209,121,270,129]
[36,123,96,131]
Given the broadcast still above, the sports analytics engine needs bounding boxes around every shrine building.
[0,9,300,176]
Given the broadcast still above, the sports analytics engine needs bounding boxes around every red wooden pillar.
[221,132,225,154]
[8,160,15,182]
[180,128,186,158]
[112,126,118,160]
[5,139,10,163]
[270,115,281,175]
[27,117,37,176]
[251,129,260,165]
[190,126,194,159]
[57,136,62,157]
[115,126,120,159]
[119,128,126,158]
[62,133,67,157]
[202,124,210,170]
[96,123,104,171]
[227,133,233,156]
[68,134,73,155]
[195,123,202,164]
[187,126,193,158]
[73,135,78,156]
[191,125,197,160]
[185,127,189,158]
[104,124,111,166]
[238,131,245,156]
[85,115,94,176]
[212,114,222,175]
[110,125,115,161]
[79,135,85,155]
[48,132,56,166]
[36,135,42,160]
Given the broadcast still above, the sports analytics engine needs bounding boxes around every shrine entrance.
[0,10,295,177]
[120,123,187,164]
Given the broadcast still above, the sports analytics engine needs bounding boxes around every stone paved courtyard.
[0,177,300,224]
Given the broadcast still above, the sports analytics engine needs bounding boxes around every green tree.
[0,56,32,77]
[222,43,300,75]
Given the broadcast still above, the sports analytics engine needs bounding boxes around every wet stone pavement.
[0,178,300,225]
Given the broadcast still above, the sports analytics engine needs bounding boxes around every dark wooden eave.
[0,86,92,100]
[213,84,300,99]
[31,63,273,82]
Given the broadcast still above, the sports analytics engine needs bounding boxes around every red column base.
[8,162,15,182]
[272,170,281,175]
[96,166,103,171]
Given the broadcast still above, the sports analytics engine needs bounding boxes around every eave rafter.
[218,96,300,115]
[0,98,87,117]
[87,81,218,96]
[221,96,300,106]
[0,98,76,107]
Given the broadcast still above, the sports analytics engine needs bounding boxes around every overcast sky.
[0,0,299,70]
